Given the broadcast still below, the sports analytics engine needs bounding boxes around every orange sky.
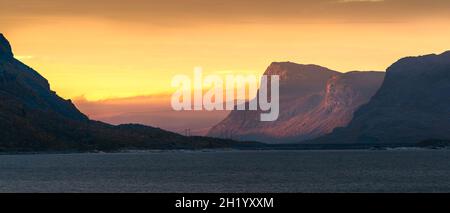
[2,0,450,101]
[1,0,450,133]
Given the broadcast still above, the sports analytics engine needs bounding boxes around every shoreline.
[1,144,448,156]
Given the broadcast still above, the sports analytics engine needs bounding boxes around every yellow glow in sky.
[2,1,450,101]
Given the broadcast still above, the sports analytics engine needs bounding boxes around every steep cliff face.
[313,51,450,144]
[282,71,385,142]
[207,62,385,143]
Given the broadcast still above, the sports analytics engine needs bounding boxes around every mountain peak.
[267,62,333,72]
[264,61,338,80]
[0,33,13,58]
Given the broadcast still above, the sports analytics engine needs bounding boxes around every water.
[1,149,450,192]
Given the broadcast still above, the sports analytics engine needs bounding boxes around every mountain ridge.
[311,51,450,144]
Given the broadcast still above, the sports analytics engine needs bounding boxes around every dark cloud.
[1,0,449,26]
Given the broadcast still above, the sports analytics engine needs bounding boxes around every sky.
[1,0,450,133]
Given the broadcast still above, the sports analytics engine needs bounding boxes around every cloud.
[15,55,35,60]
[1,0,449,27]
[338,0,384,3]
[73,94,229,135]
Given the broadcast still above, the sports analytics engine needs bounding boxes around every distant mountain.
[312,51,450,144]
[207,62,385,143]
[0,33,245,152]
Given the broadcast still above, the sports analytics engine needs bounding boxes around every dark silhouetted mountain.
[207,62,385,143]
[313,51,450,144]
[0,33,247,152]
[0,34,87,121]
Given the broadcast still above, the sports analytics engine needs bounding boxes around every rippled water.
[1,149,450,192]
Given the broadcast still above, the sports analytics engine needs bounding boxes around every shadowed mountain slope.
[312,51,450,144]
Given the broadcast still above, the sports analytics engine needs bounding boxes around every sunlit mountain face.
[2,0,450,134]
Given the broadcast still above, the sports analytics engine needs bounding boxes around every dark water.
[1,149,450,192]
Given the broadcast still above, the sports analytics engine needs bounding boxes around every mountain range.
[209,51,450,144]
[208,62,385,143]
[1,32,449,151]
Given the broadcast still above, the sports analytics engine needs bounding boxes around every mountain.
[312,51,450,144]
[0,33,246,152]
[207,62,385,143]
[0,34,88,121]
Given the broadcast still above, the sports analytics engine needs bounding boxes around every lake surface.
[1,149,450,192]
